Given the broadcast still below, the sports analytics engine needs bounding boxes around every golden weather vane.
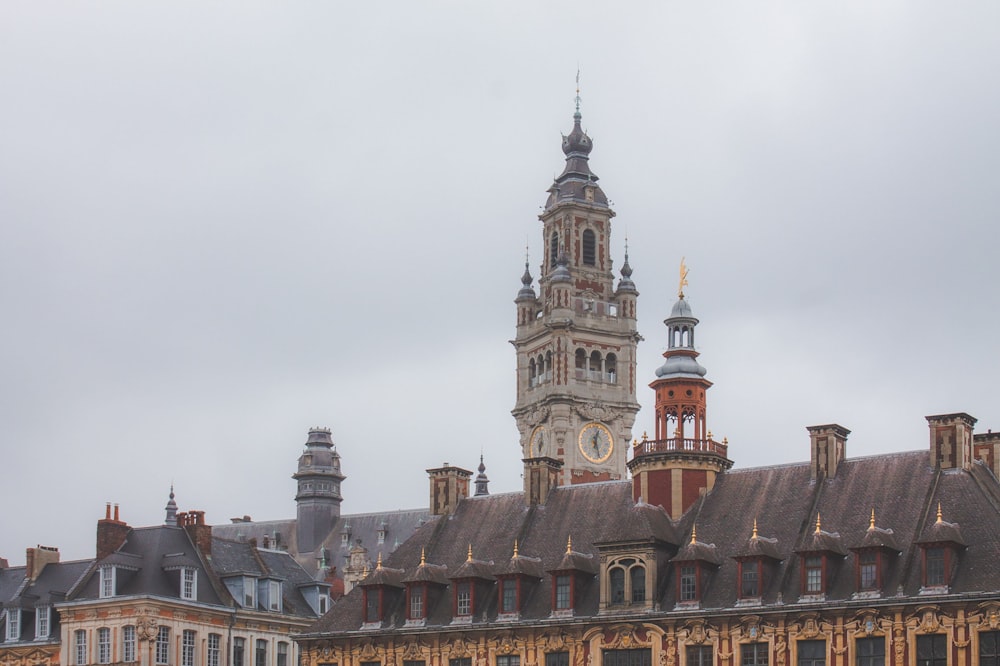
[678,257,689,299]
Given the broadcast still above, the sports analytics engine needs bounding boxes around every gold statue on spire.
[678,257,689,299]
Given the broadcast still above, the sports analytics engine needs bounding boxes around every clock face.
[528,426,547,457]
[578,423,613,464]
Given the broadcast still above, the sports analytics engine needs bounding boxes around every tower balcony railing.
[632,436,729,458]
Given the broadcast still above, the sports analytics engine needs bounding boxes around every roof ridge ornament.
[513,540,519,559]
[691,524,698,545]
[420,548,426,566]
[815,513,822,535]
[869,508,876,531]
[467,544,473,562]
[936,502,943,524]
[566,536,573,554]
[752,518,759,540]
[376,552,383,570]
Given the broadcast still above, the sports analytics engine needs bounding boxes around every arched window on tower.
[549,231,559,268]
[528,358,537,388]
[575,349,587,380]
[589,351,602,381]
[582,229,596,266]
[543,351,553,383]
[606,354,617,384]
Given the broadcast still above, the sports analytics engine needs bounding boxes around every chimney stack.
[523,456,563,506]
[927,413,976,471]
[426,464,472,516]
[808,424,850,480]
[97,503,130,559]
[25,545,60,581]
[179,510,212,557]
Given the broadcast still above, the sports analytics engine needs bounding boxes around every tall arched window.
[630,566,646,602]
[550,231,559,267]
[589,351,602,381]
[582,229,596,266]
[606,354,617,384]
[575,349,587,379]
[609,568,625,604]
[528,358,537,387]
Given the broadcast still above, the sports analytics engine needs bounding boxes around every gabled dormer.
[401,549,448,626]
[447,546,494,624]
[732,520,782,605]
[671,525,721,608]
[358,554,405,628]
[546,537,598,617]
[793,514,847,600]
[849,509,900,598]
[493,542,543,621]
[916,503,965,594]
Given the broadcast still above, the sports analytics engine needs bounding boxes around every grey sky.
[2,3,998,562]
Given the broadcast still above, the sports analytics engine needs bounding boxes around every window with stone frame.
[234,638,246,666]
[403,660,425,666]
[450,659,471,666]
[602,649,651,666]
[740,644,768,666]
[546,653,569,666]
[855,637,884,666]
[122,626,137,663]
[277,643,289,666]
[155,627,170,665]
[606,557,647,607]
[183,630,197,666]
[582,229,596,266]
[686,645,713,666]
[75,629,88,666]
[208,634,221,666]
[497,656,520,666]
[255,639,267,666]
[981,631,1000,666]
[916,635,946,666]
[98,628,111,665]
[797,641,825,666]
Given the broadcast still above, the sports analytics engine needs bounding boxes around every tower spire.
[164,484,178,526]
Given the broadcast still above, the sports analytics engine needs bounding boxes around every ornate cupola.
[629,262,732,519]
[511,84,640,487]
[293,427,346,555]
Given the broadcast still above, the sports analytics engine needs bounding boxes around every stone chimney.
[179,510,212,557]
[808,424,850,480]
[974,430,1000,478]
[97,503,130,559]
[927,413,976,471]
[25,545,60,581]
[426,464,472,516]
[523,456,563,506]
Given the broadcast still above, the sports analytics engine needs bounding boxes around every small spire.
[566,536,573,554]
[752,518,759,539]
[869,508,876,531]
[513,540,519,558]
[574,68,582,119]
[467,544,473,562]
[936,502,943,524]
[376,552,383,570]
[815,513,822,534]
[420,548,426,566]
[691,524,697,545]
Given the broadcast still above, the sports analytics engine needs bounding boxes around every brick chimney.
[927,413,976,471]
[97,503,130,559]
[26,545,60,581]
[426,464,472,516]
[808,424,850,480]
[523,456,563,506]
[179,510,212,557]
[974,430,1000,478]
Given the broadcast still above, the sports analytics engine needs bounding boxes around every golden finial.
[513,540,519,558]
[420,548,426,566]
[691,524,697,545]
[815,513,822,535]
[936,502,943,524]
[723,437,729,445]
[707,430,714,441]
[362,565,370,577]
[467,544,473,562]
[678,257,689,299]
[566,536,573,554]
[642,431,649,442]
[376,552,383,570]
[752,518,759,539]
[869,508,876,530]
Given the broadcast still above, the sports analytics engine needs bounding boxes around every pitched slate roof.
[0,559,92,642]
[306,449,1000,636]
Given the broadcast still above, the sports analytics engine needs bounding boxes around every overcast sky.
[2,3,998,563]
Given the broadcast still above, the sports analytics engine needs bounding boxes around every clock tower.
[512,96,640,486]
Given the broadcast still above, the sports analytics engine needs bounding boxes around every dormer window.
[449,549,493,622]
[858,550,880,591]
[740,559,761,598]
[456,581,472,616]
[803,556,823,594]
[243,576,257,608]
[917,505,964,592]
[36,606,50,639]
[554,575,571,610]
[500,577,519,614]
[924,547,946,587]
[6,608,21,641]
[607,557,646,607]
[363,587,382,623]
[407,584,425,620]
[679,565,698,601]
[267,580,282,612]
[99,566,116,598]
[181,568,197,600]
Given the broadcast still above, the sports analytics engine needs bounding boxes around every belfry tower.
[512,93,640,486]
[293,427,346,554]
[628,264,732,519]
